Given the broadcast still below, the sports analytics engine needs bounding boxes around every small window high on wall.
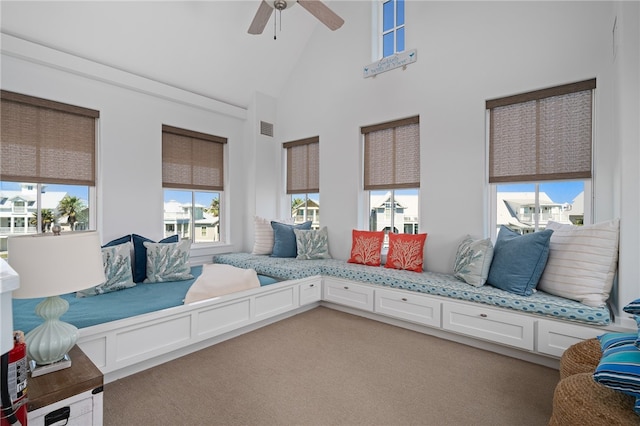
[162,125,226,244]
[0,90,99,256]
[284,137,320,229]
[380,0,405,58]
[486,79,595,236]
[362,116,420,245]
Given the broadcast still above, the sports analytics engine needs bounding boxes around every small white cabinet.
[442,301,535,351]
[323,278,374,312]
[537,318,604,357]
[299,280,322,306]
[375,288,441,328]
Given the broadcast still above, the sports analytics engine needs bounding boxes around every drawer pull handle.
[344,286,349,290]
[310,284,314,287]
[401,298,408,302]
[480,313,488,318]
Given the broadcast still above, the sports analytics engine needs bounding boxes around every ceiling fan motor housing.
[272,0,296,11]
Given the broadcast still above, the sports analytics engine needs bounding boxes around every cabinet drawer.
[299,280,321,305]
[375,289,441,327]
[29,389,95,426]
[255,286,298,319]
[443,302,535,350]
[537,319,604,357]
[323,279,374,312]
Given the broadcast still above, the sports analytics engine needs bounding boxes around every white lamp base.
[29,354,72,377]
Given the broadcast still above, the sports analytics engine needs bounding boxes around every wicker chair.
[550,338,639,425]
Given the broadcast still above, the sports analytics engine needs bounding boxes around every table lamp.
[8,231,105,376]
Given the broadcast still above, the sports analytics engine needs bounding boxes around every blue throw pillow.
[270,221,312,258]
[593,343,640,414]
[486,226,553,296]
[624,299,640,315]
[598,332,639,351]
[132,234,179,283]
[102,234,131,248]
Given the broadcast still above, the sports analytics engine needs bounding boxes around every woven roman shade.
[361,116,420,190]
[162,125,227,191]
[284,136,319,194]
[487,79,595,184]
[0,90,99,186]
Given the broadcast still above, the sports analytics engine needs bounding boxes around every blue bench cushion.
[213,253,611,326]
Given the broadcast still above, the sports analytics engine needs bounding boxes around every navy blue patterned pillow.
[132,234,179,283]
[487,226,553,296]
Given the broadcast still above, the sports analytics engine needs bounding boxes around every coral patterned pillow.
[384,233,427,272]
[348,230,385,266]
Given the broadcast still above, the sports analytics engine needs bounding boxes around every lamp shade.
[8,231,105,299]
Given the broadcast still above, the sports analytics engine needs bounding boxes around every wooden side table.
[27,345,103,426]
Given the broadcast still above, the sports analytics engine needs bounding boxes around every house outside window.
[162,125,226,244]
[284,136,320,229]
[362,116,420,246]
[0,91,98,257]
[487,79,595,237]
[381,0,405,58]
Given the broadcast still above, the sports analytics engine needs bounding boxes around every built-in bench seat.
[213,252,612,326]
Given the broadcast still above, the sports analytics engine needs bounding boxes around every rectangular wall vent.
[260,121,274,137]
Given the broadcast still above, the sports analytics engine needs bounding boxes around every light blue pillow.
[486,226,553,296]
[593,343,640,414]
[143,240,193,283]
[294,226,331,260]
[453,236,494,287]
[77,241,136,297]
[271,221,312,258]
[598,332,639,352]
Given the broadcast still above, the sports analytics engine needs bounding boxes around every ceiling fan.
[248,0,344,35]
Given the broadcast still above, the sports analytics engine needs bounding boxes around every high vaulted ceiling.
[0,1,345,109]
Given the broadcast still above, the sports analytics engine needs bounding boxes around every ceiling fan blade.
[248,0,274,35]
[298,0,344,31]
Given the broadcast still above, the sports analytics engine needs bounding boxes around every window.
[381,0,405,58]
[362,116,420,245]
[284,137,320,229]
[487,79,595,236]
[0,90,98,256]
[162,125,226,244]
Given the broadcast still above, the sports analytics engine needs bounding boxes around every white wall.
[1,1,638,324]
[0,34,250,264]
[274,1,639,323]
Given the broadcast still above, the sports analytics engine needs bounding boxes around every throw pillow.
[348,230,385,266]
[270,221,312,258]
[294,226,331,260]
[77,241,136,297]
[486,226,554,296]
[453,236,494,287]
[624,299,640,315]
[593,343,640,414]
[132,234,179,283]
[143,240,193,283]
[252,216,294,255]
[598,332,639,352]
[384,233,427,272]
[102,234,132,247]
[537,219,620,307]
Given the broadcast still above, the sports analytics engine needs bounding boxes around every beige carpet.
[104,307,559,426]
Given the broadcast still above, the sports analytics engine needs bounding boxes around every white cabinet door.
[375,288,441,328]
[537,318,604,357]
[443,301,535,350]
[299,280,322,306]
[323,278,374,312]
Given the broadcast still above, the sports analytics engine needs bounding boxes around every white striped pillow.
[252,216,294,255]
[537,219,619,307]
